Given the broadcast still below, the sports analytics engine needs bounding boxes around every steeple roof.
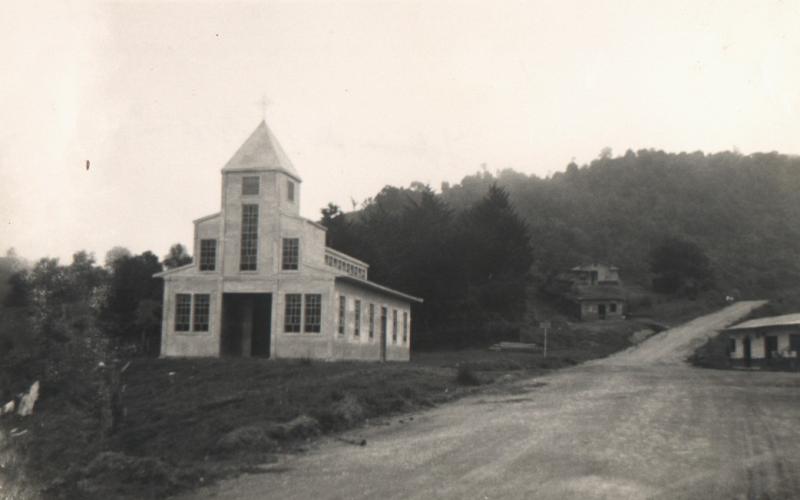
[222,120,301,181]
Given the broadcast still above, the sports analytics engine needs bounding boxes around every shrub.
[267,415,321,440]
[71,451,181,499]
[213,426,277,455]
[455,365,481,386]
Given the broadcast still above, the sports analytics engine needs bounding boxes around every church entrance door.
[221,293,272,357]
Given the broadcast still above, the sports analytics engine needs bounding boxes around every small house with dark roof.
[549,264,626,321]
[724,313,800,368]
[155,121,421,361]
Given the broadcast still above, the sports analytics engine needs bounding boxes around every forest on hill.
[442,150,800,291]
[323,149,800,347]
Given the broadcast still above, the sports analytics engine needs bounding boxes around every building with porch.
[547,264,626,321]
[725,313,800,368]
[155,120,422,361]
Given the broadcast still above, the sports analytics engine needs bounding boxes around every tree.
[1,253,112,401]
[66,251,107,305]
[457,184,533,329]
[649,237,714,295]
[320,203,360,254]
[163,243,192,269]
[102,251,163,354]
[105,246,132,268]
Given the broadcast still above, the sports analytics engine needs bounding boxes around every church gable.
[222,120,301,181]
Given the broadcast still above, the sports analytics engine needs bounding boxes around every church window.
[392,309,398,343]
[175,294,191,331]
[287,181,295,202]
[403,311,408,343]
[199,239,216,271]
[304,294,321,333]
[242,176,260,195]
[284,294,302,332]
[282,238,299,270]
[380,307,387,341]
[338,296,346,334]
[193,294,210,332]
[354,300,361,337]
[240,204,259,270]
[368,303,375,338]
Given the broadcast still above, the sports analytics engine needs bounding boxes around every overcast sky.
[2,0,799,263]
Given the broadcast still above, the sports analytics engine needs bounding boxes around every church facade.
[156,121,421,361]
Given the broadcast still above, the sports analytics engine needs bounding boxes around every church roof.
[222,120,301,181]
[335,275,423,303]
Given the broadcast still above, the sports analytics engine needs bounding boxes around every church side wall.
[161,276,222,357]
[271,276,336,360]
[302,220,327,269]
[193,216,221,268]
[332,281,412,362]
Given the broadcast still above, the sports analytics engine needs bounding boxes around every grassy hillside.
[2,338,636,499]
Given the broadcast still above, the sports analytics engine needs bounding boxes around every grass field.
[1,324,637,500]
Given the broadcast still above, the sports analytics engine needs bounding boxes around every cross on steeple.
[257,95,271,121]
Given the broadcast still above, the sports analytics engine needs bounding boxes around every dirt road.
[184,301,800,500]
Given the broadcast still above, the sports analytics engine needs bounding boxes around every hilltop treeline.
[444,150,800,290]
[323,150,800,346]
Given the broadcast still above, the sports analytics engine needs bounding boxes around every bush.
[71,451,181,499]
[313,393,366,432]
[213,426,277,455]
[455,365,481,386]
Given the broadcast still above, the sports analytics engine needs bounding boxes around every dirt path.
[181,301,800,500]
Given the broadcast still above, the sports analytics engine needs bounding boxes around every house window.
[242,176,260,195]
[728,338,736,354]
[199,239,216,271]
[193,294,210,332]
[790,334,800,352]
[368,303,375,338]
[282,238,299,270]
[354,300,361,337]
[175,294,191,331]
[403,311,408,343]
[392,309,398,343]
[287,180,295,202]
[304,294,321,333]
[240,204,259,270]
[338,296,346,335]
[609,303,617,313]
[284,294,302,333]
[766,336,779,358]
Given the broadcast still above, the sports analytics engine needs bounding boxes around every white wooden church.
[156,121,421,361]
